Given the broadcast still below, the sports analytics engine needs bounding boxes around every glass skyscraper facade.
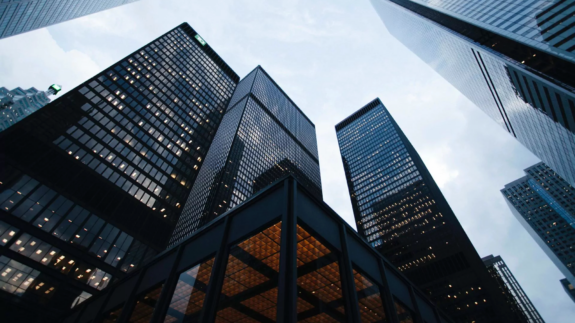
[170,66,322,246]
[370,0,575,188]
[0,23,238,322]
[0,85,60,131]
[0,0,139,39]
[336,98,522,322]
[482,255,545,323]
[62,177,453,323]
[560,278,575,303]
[502,162,575,291]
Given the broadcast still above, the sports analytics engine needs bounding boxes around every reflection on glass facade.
[410,0,575,63]
[560,278,575,303]
[0,86,58,131]
[63,177,451,323]
[0,23,239,321]
[171,66,321,245]
[0,0,139,39]
[371,0,575,188]
[482,255,545,323]
[336,99,522,322]
[502,162,575,287]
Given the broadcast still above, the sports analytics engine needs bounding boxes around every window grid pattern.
[0,255,57,304]
[52,26,236,221]
[502,162,575,283]
[337,100,512,322]
[373,0,575,188]
[0,86,51,131]
[0,174,156,273]
[412,0,575,61]
[171,67,320,245]
[0,0,139,39]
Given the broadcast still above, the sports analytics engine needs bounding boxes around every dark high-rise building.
[62,177,453,323]
[482,255,545,323]
[560,278,575,303]
[336,98,521,322]
[170,66,322,246]
[501,162,575,288]
[0,84,61,131]
[0,0,139,39]
[0,23,238,322]
[370,0,575,188]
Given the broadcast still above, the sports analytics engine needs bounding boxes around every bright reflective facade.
[0,0,139,39]
[371,0,575,188]
[62,177,453,323]
[170,66,322,246]
[336,99,522,322]
[482,255,545,323]
[502,162,575,288]
[0,23,238,322]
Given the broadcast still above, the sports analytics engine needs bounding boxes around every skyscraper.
[170,66,322,246]
[0,22,238,322]
[0,84,61,131]
[336,98,521,322]
[370,0,575,188]
[0,0,139,39]
[482,255,545,323]
[501,162,575,290]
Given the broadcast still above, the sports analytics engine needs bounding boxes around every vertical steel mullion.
[378,260,400,323]
[87,281,117,323]
[431,305,444,323]
[199,216,232,323]
[276,178,297,323]
[149,243,185,323]
[339,225,362,323]
[116,270,146,323]
[408,286,425,323]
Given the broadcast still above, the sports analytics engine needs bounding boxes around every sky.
[0,0,573,321]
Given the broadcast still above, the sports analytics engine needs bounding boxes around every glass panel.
[296,224,346,322]
[128,284,164,323]
[101,305,124,323]
[163,257,215,323]
[0,220,18,246]
[353,268,388,323]
[0,256,57,304]
[395,301,415,323]
[215,221,282,322]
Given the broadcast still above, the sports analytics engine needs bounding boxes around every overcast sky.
[0,0,573,321]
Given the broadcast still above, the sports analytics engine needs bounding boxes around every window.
[353,267,388,322]
[296,224,347,322]
[216,222,282,321]
[163,256,215,322]
[395,300,414,323]
[128,284,164,323]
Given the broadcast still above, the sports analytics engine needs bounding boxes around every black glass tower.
[502,162,575,293]
[336,99,521,322]
[482,255,545,323]
[170,66,322,246]
[370,0,575,188]
[62,177,453,323]
[0,23,238,322]
[0,0,139,39]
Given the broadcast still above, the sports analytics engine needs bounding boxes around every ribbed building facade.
[336,98,522,322]
[0,86,57,131]
[0,0,139,39]
[482,255,545,323]
[371,0,575,188]
[0,23,238,322]
[170,66,322,246]
[502,162,575,289]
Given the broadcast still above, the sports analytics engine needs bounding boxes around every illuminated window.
[163,257,215,322]
[353,268,388,322]
[395,300,414,323]
[216,222,282,321]
[128,284,164,323]
[296,224,347,322]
